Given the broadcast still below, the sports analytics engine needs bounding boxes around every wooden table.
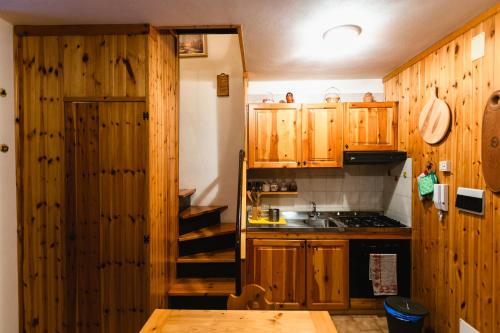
[140,309,338,333]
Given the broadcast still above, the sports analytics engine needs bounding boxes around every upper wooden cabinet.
[247,102,398,168]
[248,104,302,168]
[344,102,398,151]
[247,239,306,309]
[301,103,343,167]
[306,240,349,310]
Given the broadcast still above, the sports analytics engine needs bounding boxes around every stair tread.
[179,223,235,242]
[179,188,196,198]
[180,205,228,220]
[168,278,235,296]
[177,248,235,263]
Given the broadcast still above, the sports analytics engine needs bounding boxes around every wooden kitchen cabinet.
[306,240,349,310]
[301,103,343,167]
[248,103,302,168]
[247,239,306,309]
[344,102,398,151]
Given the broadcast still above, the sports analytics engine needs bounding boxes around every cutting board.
[248,217,287,225]
[418,92,451,144]
[481,90,500,192]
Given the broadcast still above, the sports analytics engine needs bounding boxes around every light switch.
[439,160,451,172]
[471,32,485,61]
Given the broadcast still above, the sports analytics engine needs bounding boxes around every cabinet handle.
[0,144,8,153]
[303,161,307,166]
[297,161,301,166]
[345,144,349,149]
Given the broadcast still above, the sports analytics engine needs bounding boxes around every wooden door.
[248,104,302,168]
[247,239,306,309]
[65,101,148,333]
[306,240,349,310]
[344,102,398,151]
[302,103,343,167]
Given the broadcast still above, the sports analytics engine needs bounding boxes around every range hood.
[344,151,407,164]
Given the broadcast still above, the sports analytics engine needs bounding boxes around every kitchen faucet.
[309,201,320,218]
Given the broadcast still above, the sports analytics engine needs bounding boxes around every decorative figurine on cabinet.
[285,92,295,103]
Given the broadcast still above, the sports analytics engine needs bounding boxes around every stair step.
[177,248,235,263]
[168,278,235,296]
[179,223,235,242]
[179,188,196,198]
[180,205,228,220]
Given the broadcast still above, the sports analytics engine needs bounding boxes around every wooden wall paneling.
[98,102,148,333]
[63,35,146,97]
[146,28,179,312]
[17,36,65,333]
[493,12,500,333]
[384,11,500,333]
[15,24,151,37]
[65,102,101,332]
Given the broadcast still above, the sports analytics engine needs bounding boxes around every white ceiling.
[0,0,497,80]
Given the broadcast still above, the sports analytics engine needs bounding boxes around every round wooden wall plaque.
[481,90,500,192]
[418,95,451,144]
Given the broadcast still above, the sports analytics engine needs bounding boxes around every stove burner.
[336,215,405,228]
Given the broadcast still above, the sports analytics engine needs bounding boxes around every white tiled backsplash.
[248,158,413,226]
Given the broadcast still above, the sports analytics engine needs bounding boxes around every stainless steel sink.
[283,212,344,229]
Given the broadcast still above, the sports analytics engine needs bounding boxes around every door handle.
[1,144,9,153]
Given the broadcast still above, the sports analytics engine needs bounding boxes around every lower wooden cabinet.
[306,240,349,310]
[247,239,306,309]
[247,239,349,310]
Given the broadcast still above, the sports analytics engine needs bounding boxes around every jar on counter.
[270,179,279,192]
[289,180,298,192]
[280,180,289,192]
[261,181,271,192]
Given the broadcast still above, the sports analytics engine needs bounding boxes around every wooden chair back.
[227,284,277,310]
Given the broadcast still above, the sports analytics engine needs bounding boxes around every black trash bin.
[384,296,428,333]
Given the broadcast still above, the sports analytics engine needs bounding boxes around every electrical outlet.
[459,319,479,333]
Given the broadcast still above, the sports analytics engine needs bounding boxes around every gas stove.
[332,212,406,228]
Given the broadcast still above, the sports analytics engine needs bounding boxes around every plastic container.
[384,296,428,333]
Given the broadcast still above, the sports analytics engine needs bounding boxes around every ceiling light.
[322,24,362,45]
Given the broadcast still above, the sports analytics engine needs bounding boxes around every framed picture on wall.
[179,34,208,58]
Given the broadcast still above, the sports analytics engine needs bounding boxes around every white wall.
[179,34,244,222]
[247,79,384,103]
[0,17,19,333]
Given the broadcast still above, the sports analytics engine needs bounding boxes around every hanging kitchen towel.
[369,254,398,296]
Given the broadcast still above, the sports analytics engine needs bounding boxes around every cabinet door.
[302,103,343,167]
[247,239,306,309]
[248,104,302,168]
[306,240,349,310]
[65,102,148,333]
[344,102,398,151]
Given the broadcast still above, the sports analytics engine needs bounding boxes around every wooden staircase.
[168,189,236,309]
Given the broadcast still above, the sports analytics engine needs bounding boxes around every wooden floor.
[331,315,388,333]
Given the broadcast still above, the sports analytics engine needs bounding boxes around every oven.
[349,239,411,298]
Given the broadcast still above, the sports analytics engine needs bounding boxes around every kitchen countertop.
[246,211,412,239]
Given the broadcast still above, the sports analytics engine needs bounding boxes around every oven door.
[349,239,411,298]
